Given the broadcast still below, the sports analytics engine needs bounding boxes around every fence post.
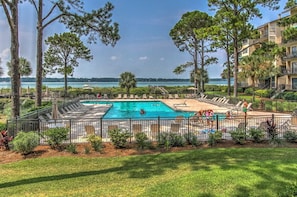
[158,116,160,142]
[129,118,132,143]
[100,118,103,138]
[69,119,72,144]
[244,113,247,139]
[216,114,219,131]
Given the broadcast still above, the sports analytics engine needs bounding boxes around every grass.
[0,148,297,196]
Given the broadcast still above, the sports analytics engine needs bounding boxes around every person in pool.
[140,109,145,115]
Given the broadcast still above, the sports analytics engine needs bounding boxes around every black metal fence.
[6,113,295,145]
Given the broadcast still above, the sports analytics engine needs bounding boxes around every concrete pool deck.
[78,98,291,118]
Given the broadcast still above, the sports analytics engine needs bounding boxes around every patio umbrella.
[83,84,93,91]
[26,86,30,94]
[45,86,49,97]
[52,98,59,119]
[187,87,197,91]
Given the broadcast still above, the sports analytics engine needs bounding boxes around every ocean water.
[0,79,233,89]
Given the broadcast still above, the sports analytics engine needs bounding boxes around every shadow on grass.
[1,148,296,196]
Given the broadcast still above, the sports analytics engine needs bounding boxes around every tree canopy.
[119,72,136,94]
[170,11,217,93]
[43,32,93,96]
[208,0,280,97]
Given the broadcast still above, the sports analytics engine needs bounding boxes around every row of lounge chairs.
[116,94,154,99]
[198,96,253,112]
[38,102,91,122]
[84,121,183,139]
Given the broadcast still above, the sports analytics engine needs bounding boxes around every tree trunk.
[64,65,68,97]
[35,0,43,107]
[10,1,20,118]
[226,34,231,96]
[201,40,205,93]
[193,47,199,93]
[233,39,238,98]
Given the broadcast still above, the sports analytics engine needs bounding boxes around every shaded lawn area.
[0,148,296,196]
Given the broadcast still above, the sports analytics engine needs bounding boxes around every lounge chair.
[117,94,122,99]
[84,125,95,136]
[174,94,180,99]
[123,94,128,99]
[150,123,160,139]
[175,116,184,124]
[237,122,247,130]
[173,100,187,107]
[170,123,180,132]
[103,94,108,99]
[142,94,147,99]
[168,94,174,99]
[132,124,142,134]
[129,94,134,99]
[108,125,118,131]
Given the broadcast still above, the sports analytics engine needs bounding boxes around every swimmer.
[140,109,145,115]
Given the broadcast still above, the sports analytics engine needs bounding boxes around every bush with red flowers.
[1,130,13,150]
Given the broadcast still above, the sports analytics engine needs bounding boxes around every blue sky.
[0,0,287,79]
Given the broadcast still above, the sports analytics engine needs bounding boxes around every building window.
[292,46,297,56]
[292,62,297,73]
[292,78,297,90]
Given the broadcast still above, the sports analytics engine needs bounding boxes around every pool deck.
[79,98,290,118]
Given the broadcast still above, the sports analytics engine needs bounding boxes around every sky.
[0,0,288,79]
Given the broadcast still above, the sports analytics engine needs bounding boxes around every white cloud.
[160,57,165,61]
[0,48,10,61]
[110,56,118,61]
[139,56,148,61]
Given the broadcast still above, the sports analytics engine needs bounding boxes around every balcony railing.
[283,53,297,60]
[280,68,297,75]
[278,84,297,91]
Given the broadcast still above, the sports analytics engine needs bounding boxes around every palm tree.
[119,72,136,95]
[7,57,32,77]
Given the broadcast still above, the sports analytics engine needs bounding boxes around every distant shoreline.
[0,79,233,88]
[0,77,232,83]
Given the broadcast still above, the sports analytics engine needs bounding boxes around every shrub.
[87,134,104,152]
[0,123,7,131]
[244,88,254,95]
[66,143,78,154]
[42,127,69,150]
[135,132,150,150]
[266,119,281,145]
[183,132,201,146]
[158,132,186,149]
[249,128,264,143]
[12,131,39,155]
[108,128,131,149]
[231,129,247,145]
[84,146,91,154]
[0,130,13,150]
[208,131,222,146]
[283,131,297,143]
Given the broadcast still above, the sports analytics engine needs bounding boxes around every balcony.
[283,53,297,60]
[278,84,297,91]
[280,68,297,75]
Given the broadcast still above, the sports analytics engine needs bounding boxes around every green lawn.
[0,148,296,196]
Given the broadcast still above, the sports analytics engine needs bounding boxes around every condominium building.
[241,6,297,91]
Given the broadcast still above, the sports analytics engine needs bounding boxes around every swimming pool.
[81,100,195,119]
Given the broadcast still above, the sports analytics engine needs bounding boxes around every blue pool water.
[81,100,195,119]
